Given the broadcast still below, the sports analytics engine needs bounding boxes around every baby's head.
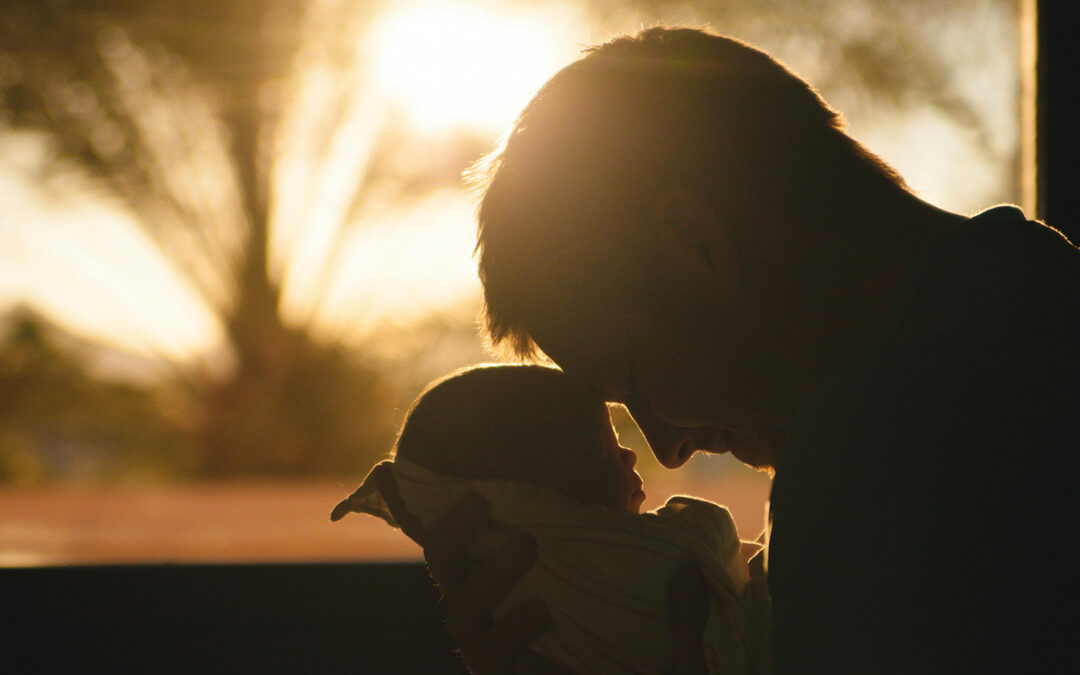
[394,363,645,513]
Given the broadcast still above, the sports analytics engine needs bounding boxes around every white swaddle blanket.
[333,459,753,674]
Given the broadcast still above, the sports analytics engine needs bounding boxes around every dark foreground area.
[3,562,467,673]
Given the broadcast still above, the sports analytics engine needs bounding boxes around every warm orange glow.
[0,2,585,364]
[0,135,224,364]
[0,0,1028,566]
[274,0,585,345]
[0,480,422,565]
[1,2,1024,366]
[369,1,583,134]
[318,189,481,340]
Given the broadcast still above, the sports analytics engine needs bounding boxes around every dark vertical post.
[1037,0,1080,241]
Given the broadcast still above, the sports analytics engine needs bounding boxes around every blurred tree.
[622,0,1021,206]
[0,0,1019,483]
[0,307,193,482]
[0,0,403,477]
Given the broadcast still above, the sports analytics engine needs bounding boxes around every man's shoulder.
[880,205,1078,354]
[779,202,1080,476]
[767,206,1080,672]
[948,203,1076,251]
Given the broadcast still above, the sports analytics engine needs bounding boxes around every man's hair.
[394,363,602,484]
[470,27,908,359]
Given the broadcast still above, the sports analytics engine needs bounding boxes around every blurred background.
[0,0,1027,565]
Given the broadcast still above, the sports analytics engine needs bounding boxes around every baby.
[332,363,768,674]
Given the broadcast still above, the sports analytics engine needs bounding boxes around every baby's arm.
[649,496,749,592]
[650,497,772,674]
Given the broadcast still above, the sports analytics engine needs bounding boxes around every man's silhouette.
[423,27,1077,672]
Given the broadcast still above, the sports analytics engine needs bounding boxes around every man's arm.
[374,467,557,673]
[376,467,713,673]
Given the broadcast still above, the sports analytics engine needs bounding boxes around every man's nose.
[619,447,637,469]
[626,400,695,469]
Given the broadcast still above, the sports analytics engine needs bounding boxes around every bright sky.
[369,1,583,134]
[0,133,225,362]
[272,0,587,341]
[0,0,586,368]
[0,0,1022,371]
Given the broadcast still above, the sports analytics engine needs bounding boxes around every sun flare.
[369,1,582,134]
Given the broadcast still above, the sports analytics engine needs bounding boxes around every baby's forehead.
[551,402,616,451]
[560,395,611,428]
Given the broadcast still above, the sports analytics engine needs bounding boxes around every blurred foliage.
[0,0,403,480]
[0,0,1018,483]
[0,308,194,482]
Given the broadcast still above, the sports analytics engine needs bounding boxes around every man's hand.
[376,467,708,674]
[374,468,561,673]
[427,497,552,673]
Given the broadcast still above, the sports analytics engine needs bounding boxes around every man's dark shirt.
[768,206,1079,673]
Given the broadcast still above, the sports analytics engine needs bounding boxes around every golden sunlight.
[275,0,587,344]
[0,0,1024,371]
[0,135,224,365]
[0,0,1028,566]
[368,1,583,134]
[319,189,481,340]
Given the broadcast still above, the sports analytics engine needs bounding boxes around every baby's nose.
[620,447,637,469]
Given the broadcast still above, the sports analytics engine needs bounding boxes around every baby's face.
[562,406,646,514]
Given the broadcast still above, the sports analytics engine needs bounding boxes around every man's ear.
[652,189,740,287]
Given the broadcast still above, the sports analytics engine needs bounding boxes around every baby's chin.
[727,541,762,595]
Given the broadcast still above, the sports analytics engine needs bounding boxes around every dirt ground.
[0,473,771,566]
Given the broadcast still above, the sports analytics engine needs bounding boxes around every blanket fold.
[333,459,754,675]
